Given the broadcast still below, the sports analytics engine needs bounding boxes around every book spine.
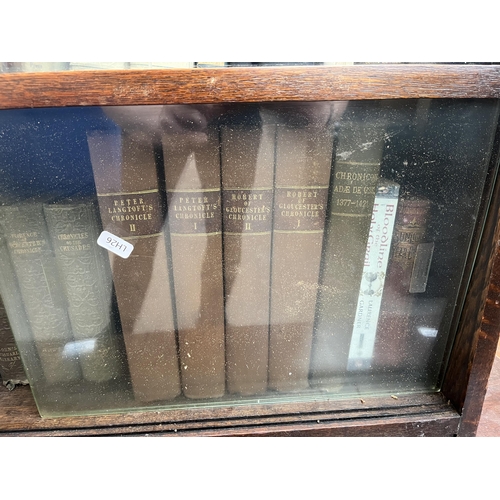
[268,121,334,392]
[0,62,22,73]
[346,181,400,371]
[43,201,124,383]
[69,62,130,70]
[310,108,387,387]
[87,130,181,402]
[0,293,28,389]
[0,204,81,384]
[371,196,432,371]
[220,118,276,395]
[19,63,70,72]
[194,62,226,68]
[129,62,195,69]
[162,123,226,399]
[0,233,37,386]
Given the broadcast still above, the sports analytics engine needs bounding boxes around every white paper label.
[97,231,134,259]
[347,182,400,371]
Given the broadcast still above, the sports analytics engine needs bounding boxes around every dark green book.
[310,102,389,388]
[43,199,125,383]
[0,203,81,385]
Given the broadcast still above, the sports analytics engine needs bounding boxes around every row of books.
[0,102,440,406]
[0,62,197,72]
[0,62,354,73]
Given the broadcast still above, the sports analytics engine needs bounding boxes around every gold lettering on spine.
[222,189,273,234]
[392,203,429,267]
[273,187,328,232]
[7,230,46,256]
[167,190,222,234]
[97,190,163,237]
[330,163,379,216]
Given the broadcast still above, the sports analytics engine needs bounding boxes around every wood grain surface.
[0,65,499,110]
[0,383,459,436]
[442,160,500,430]
[456,226,500,436]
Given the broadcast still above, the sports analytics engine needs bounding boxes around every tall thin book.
[268,110,335,392]
[220,110,276,395]
[371,195,433,372]
[347,180,400,371]
[43,199,125,383]
[0,292,28,389]
[162,115,225,399]
[87,129,181,402]
[0,232,36,388]
[0,203,81,385]
[310,102,389,388]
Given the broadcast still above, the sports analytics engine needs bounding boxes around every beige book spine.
[162,122,225,399]
[87,130,181,402]
[220,118,276,395]
[268,121,334,392]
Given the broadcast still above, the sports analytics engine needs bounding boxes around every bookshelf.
[0,64,499,436]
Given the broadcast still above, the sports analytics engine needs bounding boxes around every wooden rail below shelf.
[0,384,460,437]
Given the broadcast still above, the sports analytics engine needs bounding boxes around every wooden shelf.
[0,383,460,437]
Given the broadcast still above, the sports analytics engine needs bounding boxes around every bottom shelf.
[0,384,460,436]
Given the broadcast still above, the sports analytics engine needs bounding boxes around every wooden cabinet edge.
[457,228,500,436]
[1,65,500,110]
[442,163,500,430]
[0,64,499,436]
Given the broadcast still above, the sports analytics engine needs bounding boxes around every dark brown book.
[0,293,28,389]
[162,117,225,399]
[0,232,36,388]
[268,118,334,392]
[220,115,276,395]
[0,203,81,385]
[87,130,181,402]
[371,196,433,372]
[310,104,388,388]
[43,200,125,383]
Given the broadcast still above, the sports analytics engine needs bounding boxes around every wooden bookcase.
[0,64,500,436]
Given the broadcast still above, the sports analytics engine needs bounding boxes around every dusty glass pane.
[0,99,498,416]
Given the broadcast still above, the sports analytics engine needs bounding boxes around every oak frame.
[0,64,499,436]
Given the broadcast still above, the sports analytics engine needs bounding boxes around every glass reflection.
[0,98,497,416]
